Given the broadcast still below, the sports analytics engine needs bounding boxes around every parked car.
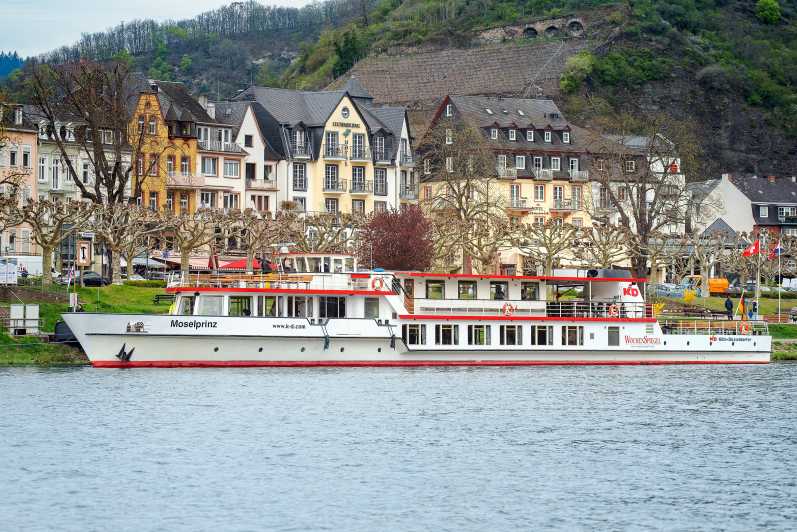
[145,271,166,281]
[80,271,111,286]
[125,274,146,281]
[654,283,684,298]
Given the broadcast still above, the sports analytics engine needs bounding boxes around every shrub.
[560,51,595,93]
[756,0,781,24]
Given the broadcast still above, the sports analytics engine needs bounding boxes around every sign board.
[79,232,95,239]
[0,257,18,285]
[76,240,92,267]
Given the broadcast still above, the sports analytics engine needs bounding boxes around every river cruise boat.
[62,264,771,367]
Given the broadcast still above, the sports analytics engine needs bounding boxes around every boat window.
[458,281,477,300]
[177,296,195,316]
[287,296,313,318]
[345,258,354,271]
[521,282,539,301]
[197,295,224,316]
[426,280,445,299]
[500,325,523,345]
[403,324,426,345]
[468,325,491,345]
[258,296,280,317]
[308,257,321,272]
[530,325,553,346]
[322,257,332,273]
[608,326,620,347]
[319,296,346,318]
[490,282,508,300]
[364,297,380,319]
[333,258,343,272]
[229,296,252,317]
[435,324,459,345]
[562,325,584,346]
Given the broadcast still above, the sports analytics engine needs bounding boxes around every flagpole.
[778,240,782,323]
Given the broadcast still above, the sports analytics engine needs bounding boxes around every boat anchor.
[116,343,135,362]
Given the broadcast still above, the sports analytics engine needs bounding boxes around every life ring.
[371,277,385,291]
[608,304,620,318]
[739,321,752,335]
[501,303,515,317]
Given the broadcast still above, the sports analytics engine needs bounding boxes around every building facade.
[0,104,38,256]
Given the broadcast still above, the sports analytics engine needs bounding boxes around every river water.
[1,365,796,531]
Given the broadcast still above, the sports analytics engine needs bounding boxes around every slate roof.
[0,104,38,133]
[153,81,215,124]
[212,101,250,137]
[732,175,797,205]
[701,217,737,238]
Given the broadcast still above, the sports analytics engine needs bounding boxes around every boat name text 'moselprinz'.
[170,319,218,329]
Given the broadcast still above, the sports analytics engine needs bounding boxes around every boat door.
[404,279,414,298]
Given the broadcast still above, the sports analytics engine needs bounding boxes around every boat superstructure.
[62,265,771,367]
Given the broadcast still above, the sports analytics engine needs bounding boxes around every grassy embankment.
[0,284,166,366]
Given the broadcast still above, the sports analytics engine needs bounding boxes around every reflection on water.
[1,365,796,531]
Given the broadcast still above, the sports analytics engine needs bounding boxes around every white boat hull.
[62,313,771,367]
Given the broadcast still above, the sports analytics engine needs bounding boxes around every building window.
[148,118,157,135]
[319,296,346,318]
[148,192,158,210]
[625,160,636,173]
[423,159,432,175]
[521,282,538,300]
[252,195,270,213]
[223,193,239,210]
[403,324,426,345]
[508,129,516,141]
[534,184,545,202]
[515,156,526,170]
[426,280,445,299]
[618,186,626,201]
[148,155,159,176]
[572,185,582,210]
[500,325,523,346]
[562,325,584,346]
[563,131,570,144]
[490,128,498,140]
[22,147,30,168]
[608,326,620,347]
[352,199,365,215]
[351,166,365,192]
[179,193,189,212]
[293,163,307,191]
[497,154,507,170]
[352,133,366,159]
[324,131,339,157]
[445,129,453,145]
[759,206,768,218]
[458,280,477,300]
[102,130,113,144]
[530,325,553,346]
[223,159,240,178]
[202,157,217,176]
[599,186,609,209]
[38,156,47,183]
[445,104,453,117]
[544,131,551,143]
[533,156,543,171]
[551,157,561,171]
[181,156,190,176]
[165,156,175,177]
[468,325,491,346]
[596,159,606,171]
[435,324,459,345]
[527,130,534,142]
[445,157,453,173]
[81,161,91,183]
[572,217,583,227]
[244,135,253,148]
[423,185,432,200]
[9,150,17,167]
[200,191,216,209]
[533,216,545,226]
[490,281,508,300]
[324,164,339,190]
[778,207,797,220]
[374,168,387,196]
[325,198,339,214]
[294,197,306,212]
[374,201,387,213]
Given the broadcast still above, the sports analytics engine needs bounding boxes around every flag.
[769,239,784,259]
[737,294,745,318]
[742,240,760,257]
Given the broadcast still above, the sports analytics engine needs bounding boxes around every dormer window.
[445,128,453,145]
[527,130,534,142]
[563,132,570,144]
[445,104,453,117]
[14,108,22,125]
[490,128,498,140]
[518,110,525,116]
[544,131,552,143]
[508,129,516,141]
[625,160,636,173]
[760,206,768,218]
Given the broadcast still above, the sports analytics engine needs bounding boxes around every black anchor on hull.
[116,343,135,362]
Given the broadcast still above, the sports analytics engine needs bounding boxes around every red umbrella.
[221,258,261,270]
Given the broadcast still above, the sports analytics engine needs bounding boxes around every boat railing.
[546,301,653,319]
[660,319,769,336]
[167,271,398,292]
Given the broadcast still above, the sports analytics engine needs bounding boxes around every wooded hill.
[2,0,795,174]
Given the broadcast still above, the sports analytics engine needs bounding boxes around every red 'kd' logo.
[622,287,640,297]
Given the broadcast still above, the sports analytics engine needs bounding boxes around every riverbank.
[0,335,87,366]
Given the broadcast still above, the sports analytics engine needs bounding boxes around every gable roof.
[147,80,215,124]
[702,217,737,238]
[732,175,797,204]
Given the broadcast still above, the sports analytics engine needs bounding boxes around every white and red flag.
[742,240,760,257]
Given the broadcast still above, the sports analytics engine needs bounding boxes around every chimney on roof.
[207,102,216,120]
[14,107,22,125]
[768,175,776,183]
[721,173,730,181]
[198,95,208,110]
[792,176,796,183]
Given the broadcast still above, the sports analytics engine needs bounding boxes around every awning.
[220,258,261,270]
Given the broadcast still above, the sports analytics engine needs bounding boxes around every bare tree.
[419,123,511,273]
[90,203,167,284]
[586,113,711,277]
[230,209,302,273]
[21,199,94,285]
[512,220,580,275]
[296,213,362,254]
[163,209,225,277]
[574,223,630,269]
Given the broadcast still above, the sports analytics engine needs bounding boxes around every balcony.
[535,169,554,180]
[400,185,419,200]
[323,143,347,160]
[350,146,371,162]
[246,178,278,191]
[400,153,415,167]
[199,140,244,153]
[507,198,531,210]
[569,170,589,182]
[373,148,392,164]
[349,180,373,194]
[167,174,204,188]
[290,143,311,159]
[550,199,582,212]
[323,179,347,193]
[497,166,518,179]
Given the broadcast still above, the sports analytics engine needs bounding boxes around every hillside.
[0,52,23,79]
[2,0,794,174]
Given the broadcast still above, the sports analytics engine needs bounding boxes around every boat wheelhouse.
[62,262,771,367]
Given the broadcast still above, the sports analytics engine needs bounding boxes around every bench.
[153,294,176,304]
